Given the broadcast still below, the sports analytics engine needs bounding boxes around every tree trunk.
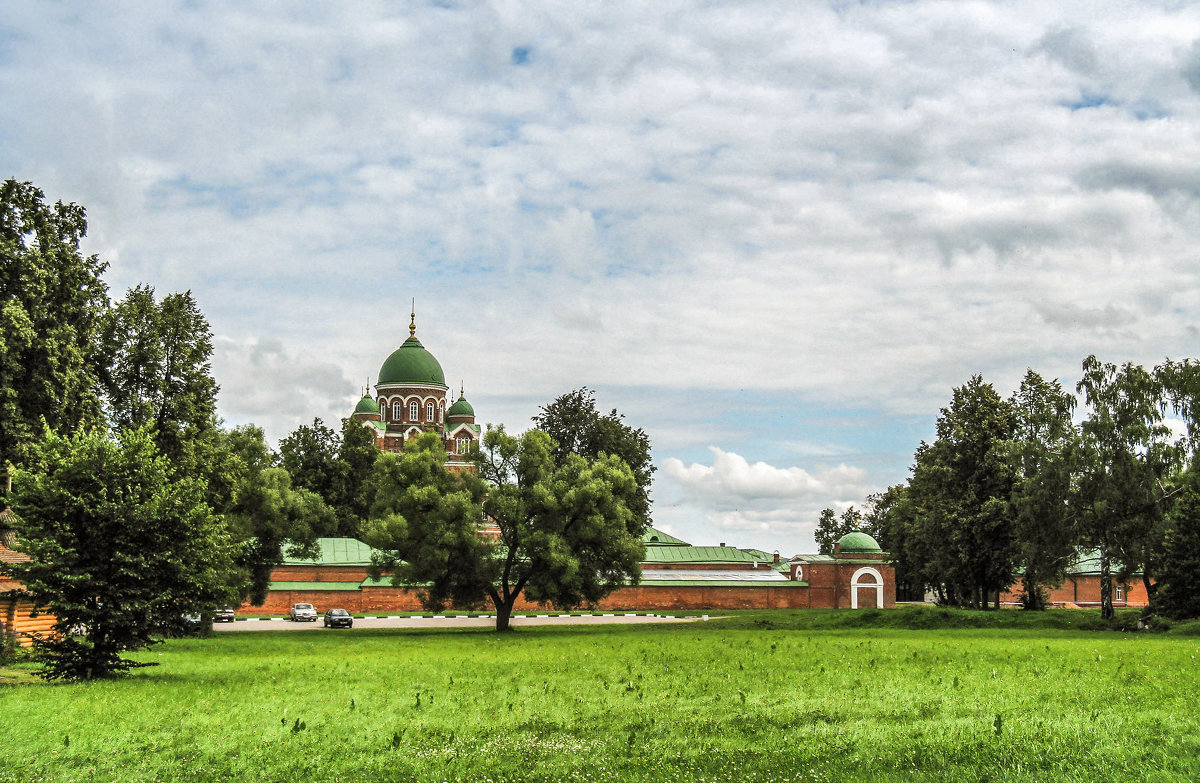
[1099,548,1114,621]
[494,600,514,632]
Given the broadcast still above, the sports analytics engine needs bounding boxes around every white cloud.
[2,1,1200,549]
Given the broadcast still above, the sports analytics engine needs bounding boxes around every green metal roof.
[354,395,380,415]
[269,581,362,592]
[635,580,809,587]
[642,527,690,546]
[282,537,377,566]
[447,394,474,418]
[642,546,765,564]
[837,531,882,553]
[377,336,446,387]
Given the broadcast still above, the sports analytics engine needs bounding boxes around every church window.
[409,401,419,421]
[391,401,401,421]
[426,402,435,421]
[456,437,470,454]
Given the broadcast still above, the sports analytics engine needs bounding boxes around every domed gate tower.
[349,308,480,472]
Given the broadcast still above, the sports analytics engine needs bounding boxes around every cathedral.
[349,311,480,471]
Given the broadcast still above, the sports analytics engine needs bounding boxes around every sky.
[2,1,1199,555]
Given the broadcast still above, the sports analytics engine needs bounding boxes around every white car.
[288,603,318,622]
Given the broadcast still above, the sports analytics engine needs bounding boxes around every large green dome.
[377,336,446,386]
[837,531,882,553]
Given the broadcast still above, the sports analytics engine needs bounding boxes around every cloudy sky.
[3,1,1199,554]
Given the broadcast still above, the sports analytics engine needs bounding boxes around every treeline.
[820,362,1200,620]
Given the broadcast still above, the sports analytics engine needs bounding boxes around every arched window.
[438,402,444,422]
[391,401,401,421]
[409,401,419,421]
[426,402,435,421]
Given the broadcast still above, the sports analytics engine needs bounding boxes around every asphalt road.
[213,613,708,631]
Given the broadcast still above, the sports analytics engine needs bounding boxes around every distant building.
[0,506,55,647]
[247,529,896,614]
[349,310,479,472]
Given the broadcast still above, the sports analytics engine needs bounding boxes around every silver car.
[288,603,318,622]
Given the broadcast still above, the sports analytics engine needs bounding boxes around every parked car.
[323,608,353,628]
[214,608,236,623]
[289,603,318,622]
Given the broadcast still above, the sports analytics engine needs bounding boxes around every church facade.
[349,312,480,471]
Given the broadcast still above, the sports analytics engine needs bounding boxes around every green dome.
[838,531,882,553]
[354,395,380,415]
[377,336,446,386]
[447,393,474,418]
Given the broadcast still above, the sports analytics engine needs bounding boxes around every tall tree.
[1008,370,1078,610]
[100,285,218,472]
[1150,466,1200,620]
[0,179,109,475]
[1073,356,1178,619]
[205,424,334,604]
[814,506,863,555]
[906,376,1017,608]
[7,426,236,680]
[277,417,341,504]
[533,387,655,531]
[365,427,645,631]
[862,484,922,601]
[332,417,380,537]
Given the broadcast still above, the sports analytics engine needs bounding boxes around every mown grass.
[1,611,1198,782]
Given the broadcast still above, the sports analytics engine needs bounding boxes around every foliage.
[365,427,645,631]
[6,426,236,680]
[814,506,862,555]
[1073,356,1179,619]
[220,427,335,604]
[277,417,378,537]
[100,285,219,473]
[363,432,492,613]
[905,376,1017,608]
[1,623,1199,782]
[533,387,655,531]
[1151,468,1200,619]
[0,179,109,474]
[277,418,341,503]
[1007,370,1078,610]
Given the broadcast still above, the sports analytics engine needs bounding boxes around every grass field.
[1,609,1198,782]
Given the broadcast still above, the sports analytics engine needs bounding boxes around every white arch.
[850,566,884,610]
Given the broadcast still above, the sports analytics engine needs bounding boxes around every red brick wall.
[999,576,1150,607]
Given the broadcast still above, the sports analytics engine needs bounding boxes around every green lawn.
[1,610,1198,782]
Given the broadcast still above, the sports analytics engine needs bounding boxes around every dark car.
[214,608,236,623]
[323,608,353,628]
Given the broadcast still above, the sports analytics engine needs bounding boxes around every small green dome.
[447,393,474,418]
[354,395,380,415]
[378,336,446,386]
[838,531,882,553]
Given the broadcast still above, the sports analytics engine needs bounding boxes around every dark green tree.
[1073,356,1178,619]
[906,376,1017,608]
[100,285,219,473]
[332,418,380,537]
[0,179,109,475]
[365,427,645,631]
[1150,467,1200,619]
[277,417,341,504]
[814,506,863,555]
[6,426,236,680]
[533,387,655,531]
[862,484,922,601]
[1008,370,1078,610]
